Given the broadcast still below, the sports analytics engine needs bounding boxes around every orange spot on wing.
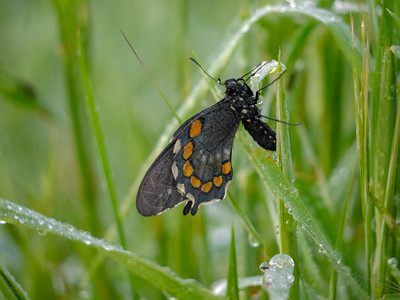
[183,142,193,159]
[201,182,212,193]
[213,176,223,187]
[191,176,201,188]
[190,120,202,138]
[222,162,231,175]
[183,161,194,177]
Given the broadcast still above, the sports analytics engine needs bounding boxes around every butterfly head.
[224,78,257,108]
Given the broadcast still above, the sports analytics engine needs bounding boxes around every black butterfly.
[137,59,280,216]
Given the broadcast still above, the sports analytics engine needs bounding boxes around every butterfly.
[136,59,281,216]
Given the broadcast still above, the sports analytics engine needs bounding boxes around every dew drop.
[286,274,295,283]
[318,244,327,254]
[259,262,269,272]
[260,254,295,299]
[66,224,75,232]
[249,234,260,248]
[272,152,280,163]
[37,229,48,236]
[388,257,398,268]
[103,243,113,251]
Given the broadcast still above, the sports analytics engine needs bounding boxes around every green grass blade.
[275,60,299,300]
[226,225,239,300]
[77,30,139,296]
[386,9,400,28]
[0,198,222,300]
[328,161,356,299]
[243,148,369,299]
[78,31,127,248]
[351,18,373,294]
[51,0,99,235]
[370,1,398,297]
[370,1,397,204]
[0,260,30,300]
[228,191,266,252]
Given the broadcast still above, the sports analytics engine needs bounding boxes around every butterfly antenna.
[119,26,182,123]
[261,115,302,126]
[119,26,150,77]
[256,68,287,93]
[241,62,267,81]
[190,57,220,84]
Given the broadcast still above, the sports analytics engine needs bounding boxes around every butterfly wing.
[136,143,187,216]
[243,117,276,150]
[137,100,241,216]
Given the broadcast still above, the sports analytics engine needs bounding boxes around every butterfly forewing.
[136,143,186,216]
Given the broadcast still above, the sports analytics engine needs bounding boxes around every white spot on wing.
[173,139,181,155]
[186,193,195,201]
[223,181,231,198]
[223,148,230,160]
[177,183,185,194]
[171,162,178,179]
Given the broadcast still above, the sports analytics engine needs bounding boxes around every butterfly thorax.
[224,78,261,119]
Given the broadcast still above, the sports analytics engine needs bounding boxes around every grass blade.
[352,18,373,294]
[0,198,222,300]
[51,0,99,235]
[275,59,299,299]
[370,1,398,296]
[0,260,30,300]
[77,31,127,248]
[228,191,266,253]
[243,147,369,299]
[226,225,239,300]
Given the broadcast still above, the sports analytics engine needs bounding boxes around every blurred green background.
[0,0,399,299]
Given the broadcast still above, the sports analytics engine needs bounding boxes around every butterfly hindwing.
[137,100,240,216]
[172,100,240,215]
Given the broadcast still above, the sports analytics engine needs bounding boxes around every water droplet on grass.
[259,254,295,300]
[388,257,398,268]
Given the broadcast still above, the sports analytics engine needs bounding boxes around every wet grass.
[0,0,399,299]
